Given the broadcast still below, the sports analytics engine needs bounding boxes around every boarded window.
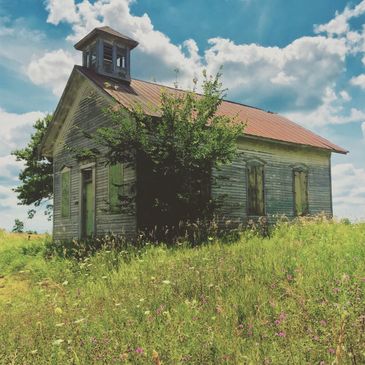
[61,169,70,218]
[109,163,124,213]
[247,164,265,216]
[293,169,309,216]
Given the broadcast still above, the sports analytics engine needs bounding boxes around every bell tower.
[74,26,138,83]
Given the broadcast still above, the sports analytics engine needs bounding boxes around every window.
[89,44,97,69]
[103,42,113,73]
[247,162,265,216]
[293,168,309,216]
[109,163,124,213]
[116,46,127,70]
[61,168,71,218]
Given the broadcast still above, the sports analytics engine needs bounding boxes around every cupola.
[74,26,138,83]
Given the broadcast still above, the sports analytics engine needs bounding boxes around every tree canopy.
[76,72,244,239]
[12,114,53,219]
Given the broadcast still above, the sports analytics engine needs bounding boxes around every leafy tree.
[12,115,53,219]
[12,219,24,233]
[76,72,244,239]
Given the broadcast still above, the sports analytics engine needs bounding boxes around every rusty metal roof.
[77,66,347,154]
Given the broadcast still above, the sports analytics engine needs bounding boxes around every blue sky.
[0,0,364,232]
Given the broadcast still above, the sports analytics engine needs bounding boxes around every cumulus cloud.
[0,108,45,156]
[0,108,51,232]
[284,87,365,127]
[204,36,347,111]
[34,0,351,114]
[314,1,365,36]
[350,74,365,89]
[332,163,365,221]
[27,49,78,96]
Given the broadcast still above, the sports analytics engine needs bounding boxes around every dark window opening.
[103,42,113,73]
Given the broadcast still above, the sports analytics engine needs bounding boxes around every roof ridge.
[131,77,266,113]
[75,66,347,154]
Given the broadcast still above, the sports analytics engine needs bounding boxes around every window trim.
[108,163,124,214]
[60,166,71,219]
[292,164,309,216]
[246,159,266,216]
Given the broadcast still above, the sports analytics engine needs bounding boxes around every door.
[81,168,95,238]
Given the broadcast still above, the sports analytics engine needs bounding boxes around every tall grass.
[0,220,364,364]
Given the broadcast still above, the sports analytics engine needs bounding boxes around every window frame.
[246,159,266,216]
[108,163,124,214]
[60,166,71,219]
[292,164,309,217]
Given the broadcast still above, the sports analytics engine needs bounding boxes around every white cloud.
[361,122,365,139]
[339,90,351,101]
[204,35,347,110]
[0,108,51,232]
[350,74,365,89]
[36,0,349,112]
[284,87,365,127]
[46,0,79,25]
[27,49,78,96]
[332,163,365,221]
[0,108,45,156]
[314,1,365,36]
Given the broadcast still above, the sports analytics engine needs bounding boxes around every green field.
[0,219,364,364]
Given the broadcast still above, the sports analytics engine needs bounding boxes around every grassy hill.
[0,220,364,364]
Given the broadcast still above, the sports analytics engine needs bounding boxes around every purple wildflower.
[135,347,144,354]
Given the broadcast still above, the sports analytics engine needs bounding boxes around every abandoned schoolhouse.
[40,26,347,240]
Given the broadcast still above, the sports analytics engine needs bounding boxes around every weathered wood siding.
[52,75,333,240]
[53,78,136,240]
[212,137,332,226]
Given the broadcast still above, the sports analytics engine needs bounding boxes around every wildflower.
[162,280,171,285]
[274,319,281,326]
[144,310,150,315]
[53,339,64,346]
[135,347,144,354]
[328,348,335,354]
[276,331,286,337]
[320,320,327,326]
[333,287,340,294]
[54,307,63,315]
[152,350,161,365]
[287,274,293,281]
[30,350,38,355]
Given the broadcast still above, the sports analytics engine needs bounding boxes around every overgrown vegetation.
[75,72,244,239]
[0,219,365,364]
[12,114,53,219]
